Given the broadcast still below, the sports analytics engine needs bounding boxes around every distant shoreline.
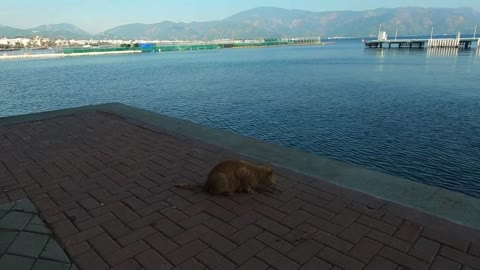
[0,50,142,60]
[0,41,333,61]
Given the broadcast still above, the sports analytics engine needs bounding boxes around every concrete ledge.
[1,102,479,230]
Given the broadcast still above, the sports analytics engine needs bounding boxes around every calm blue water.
[1,41,480,197]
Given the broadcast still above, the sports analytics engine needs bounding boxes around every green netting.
[156,44,224,51]
[62,40,320,54]
[63,47,139,54]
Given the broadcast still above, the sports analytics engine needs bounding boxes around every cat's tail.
[174,183,203,190]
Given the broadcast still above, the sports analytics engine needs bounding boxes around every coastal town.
[0,36,125,50]
[0,35,324,49]
[0,35,198,50]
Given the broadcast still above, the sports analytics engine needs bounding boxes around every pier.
[365,37,480,49]
[365,26,480,49]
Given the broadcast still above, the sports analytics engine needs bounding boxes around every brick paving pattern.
[0,111,479,270]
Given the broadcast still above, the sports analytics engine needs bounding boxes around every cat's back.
[210,160,252,172]
[205,160,251,194]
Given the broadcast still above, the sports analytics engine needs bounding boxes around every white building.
[0,37,31,47]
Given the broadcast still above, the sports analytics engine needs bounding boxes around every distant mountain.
[96,22,206,40]
[29,23,91,39]
[95,20,280,40]
[99,7,480,40]
[222,7,480,38]
[1,7,479,40]
[0,25,31,37]
[0,23,91,39]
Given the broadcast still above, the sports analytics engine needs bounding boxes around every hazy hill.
[0,25,31,37]
[0,23,91,39]
[29,23,92,39]
[99,7,480,40]
[1,7,479,40]
[222,7,480,37]
[95,20,281,40]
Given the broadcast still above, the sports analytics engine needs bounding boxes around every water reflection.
[474,47,480,64]
[364,47,479,59]
[375,49,385,72]
[364,47,426,57]
[426,47,459,58]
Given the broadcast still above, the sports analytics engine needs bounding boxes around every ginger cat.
[176,160,277,195]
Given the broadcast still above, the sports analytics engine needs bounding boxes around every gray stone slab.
[0,202,16,211]
[25,223,51,235]
[0,231,18,254]
[0,211,6,220]
[29,216,45,226]
[0,254,35,270]
[32,259,71,270]
[7,232,49,258]
[0,211,33,230]
[13,199,38,214]
[25,216,51,235]
[40,238,70,263]
[70,264,78,270]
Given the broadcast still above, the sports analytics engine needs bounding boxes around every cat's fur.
[175,160,277,195]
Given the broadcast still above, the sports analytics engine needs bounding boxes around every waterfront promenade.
[1,104,480,270]
[0,50,142,60]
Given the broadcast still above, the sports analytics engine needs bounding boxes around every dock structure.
[365,37,479,49]
[365,27,480,49]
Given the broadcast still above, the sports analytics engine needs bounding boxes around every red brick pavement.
[1,111,480,270]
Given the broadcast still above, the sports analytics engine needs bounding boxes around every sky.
[1,0,479,33]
